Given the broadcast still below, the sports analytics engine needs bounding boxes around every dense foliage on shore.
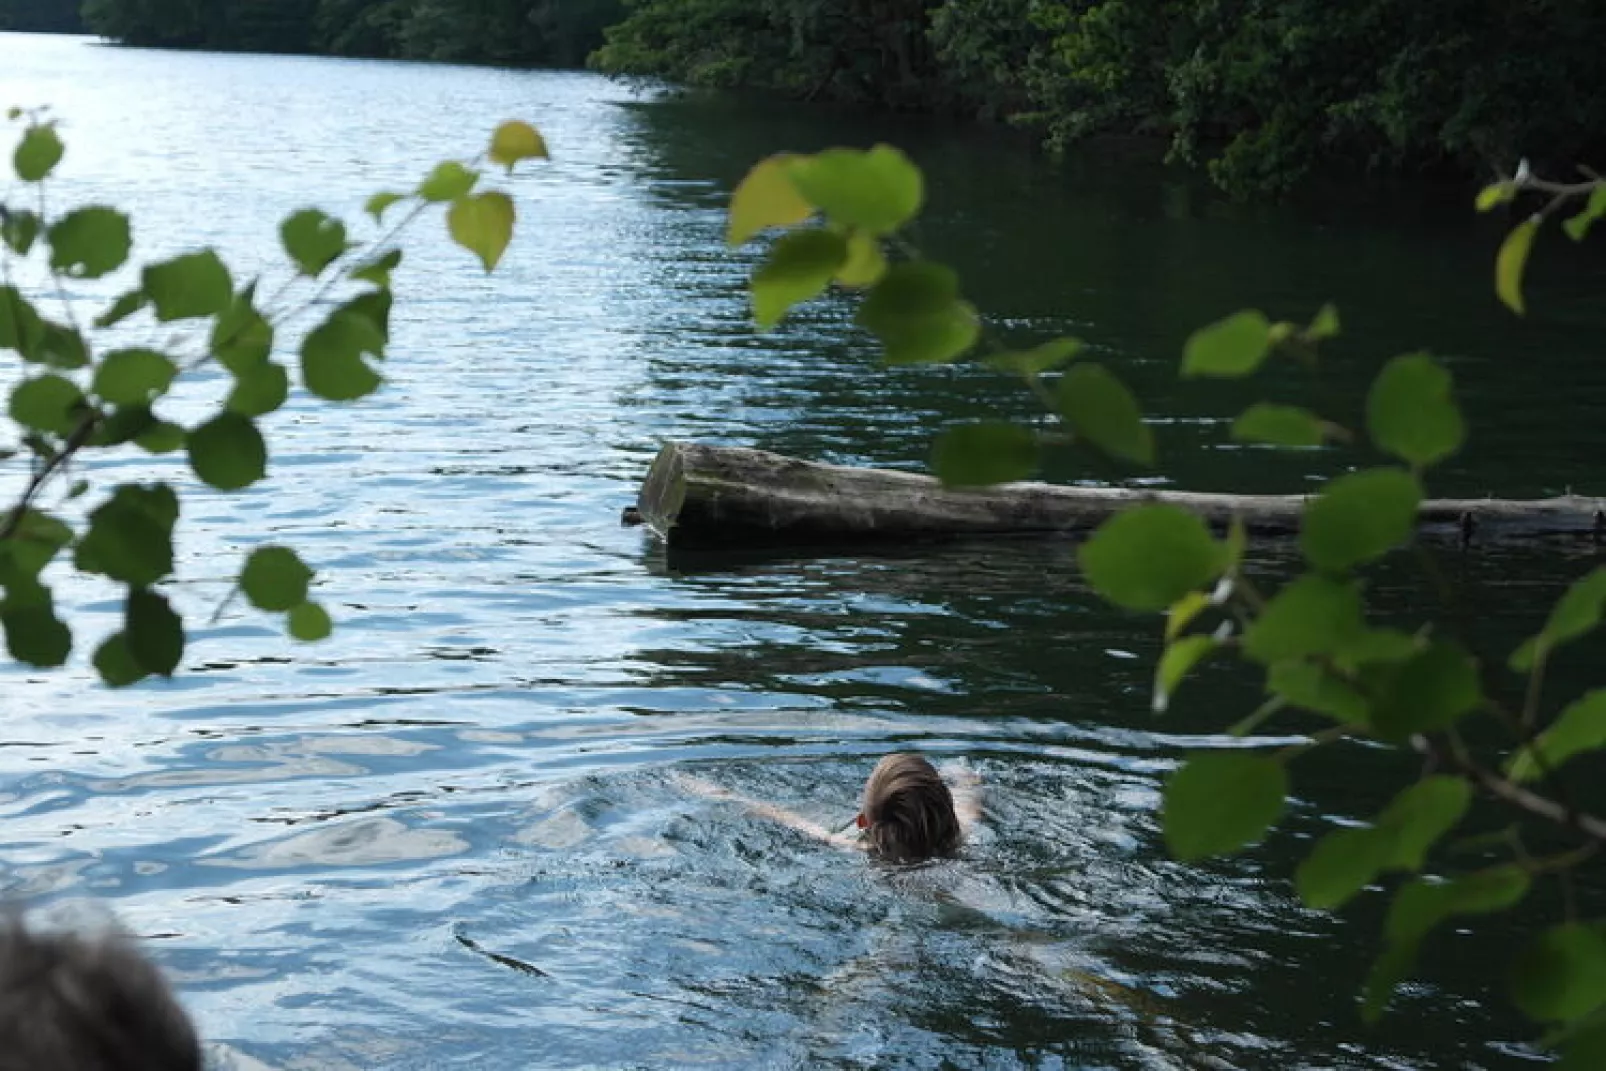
[0,0,82,32]
[593,0,1606,196]
[79,0,621,67]
[64,0,1606,196]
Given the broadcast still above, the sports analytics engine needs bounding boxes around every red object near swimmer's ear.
[856,813,868,828]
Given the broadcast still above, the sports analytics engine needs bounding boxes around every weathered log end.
[637,440,1606,551]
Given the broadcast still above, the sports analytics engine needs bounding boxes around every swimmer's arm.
[678,773,862,850]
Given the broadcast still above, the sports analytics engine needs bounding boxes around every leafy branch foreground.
[0,111,547,684]
[725,146,1606,1063]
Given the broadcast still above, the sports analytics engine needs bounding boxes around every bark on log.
[636,441,1606,549]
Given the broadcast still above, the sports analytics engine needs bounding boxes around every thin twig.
[0,411,98,540]
[1411,733,1606,844]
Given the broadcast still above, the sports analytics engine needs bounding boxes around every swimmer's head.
[856,753,961,862]
[0,914,201,1071]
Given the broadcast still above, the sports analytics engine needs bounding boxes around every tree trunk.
[635,441,1606,550]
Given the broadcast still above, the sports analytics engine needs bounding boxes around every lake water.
[3,30,1605,1070]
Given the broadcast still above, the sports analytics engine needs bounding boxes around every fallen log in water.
[635,441,1606,549]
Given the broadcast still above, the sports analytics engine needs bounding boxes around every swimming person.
[0,913,201,1071]
[681,752,982,862]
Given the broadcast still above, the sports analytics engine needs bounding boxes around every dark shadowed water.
[3,31,1606,1070]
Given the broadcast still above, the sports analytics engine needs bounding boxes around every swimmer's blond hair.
[860,753,961,862]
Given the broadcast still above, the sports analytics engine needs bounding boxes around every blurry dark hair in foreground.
[0,913,200,1071]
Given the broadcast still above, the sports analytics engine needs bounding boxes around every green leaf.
[240,545,314,612]
[1366,641,1483,741]
[855,261,979,365]
[125,588,184,677]
[37,322,88,370]
[93,349,176,406]
[226,360,289,417]
[785,145,923,236]
[300,307,384,401]
[1362,940,1420,1024]
[13,123,63,181]
[341,288,391,337]
[1513,925,1606,1023]
[47,206,131,279]
[1057,363,1153,464]
[1166,590,1212,641]
[1476,181,1517,212]
[1297,780,1471,912]
[1244,575,1366,663]
[1182,310,1272,378]
[73,483,177,587]
[1496,218,1538,316]
[727,154,813,247]
[418,161,478,203]
[42,331,82,377]
[1301,468,1421,572]
[1366,353,1465,468]
[95,289,147,328]
[92,632,149,687]
[1,603,70,666]
[288,600,332,641]
[1296,826,1392,912]
[10,374,86,436]
[90,404,155,447]
[1364,867,1531,1021]
[0,286,44,357]
[985,338,1083,376]
[186,412,267,491]
[365,191,406,222]
[1342,628,1423,665]
[1079,506,1223,613]
[1231,404,1327,447]
[1268,660,1370,723]
[750,228,847,328]
[1,207,40,254]
[447,191,515,272]
[1507,690,1606,782]
[1307,303,1341,341]
[1382,777,1473,870]
[931,421,1038,487]
[1297,773,1471,918]
[280,208,348,277]
[1562,187,1606,242]
[1163,751,1287,861]
[1154,635,1217,713]
[134,419,184,454]
[488,119,548,171]
[5,509,72,576]
[0,552,50,607]
[350,248,402,287]
[1511,568,1606,671]
[143,250,233,321]
[211,288,273,374]
[835,231,886,288]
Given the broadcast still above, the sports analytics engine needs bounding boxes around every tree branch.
[1411,733,1606,844]
[0,412,98,541]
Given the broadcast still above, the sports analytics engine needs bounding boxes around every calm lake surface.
[3,31,1606,1070]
